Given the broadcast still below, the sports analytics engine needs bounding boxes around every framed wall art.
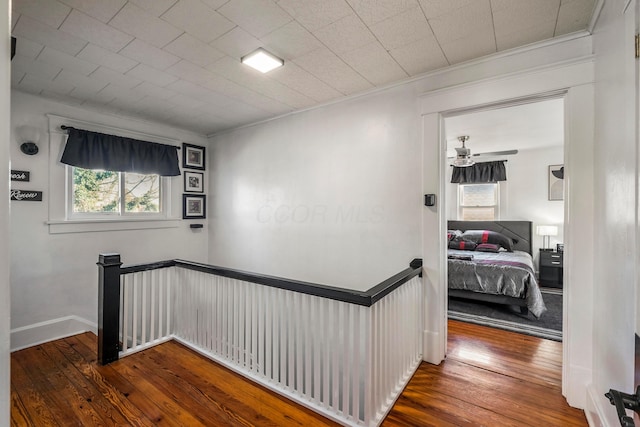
[548,164,564,201]
[183,194,206,219]
[184,171,204,193]
[183,143,205,170]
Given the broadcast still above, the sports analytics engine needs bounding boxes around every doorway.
[443,98,565,341]
[419,60,595,408]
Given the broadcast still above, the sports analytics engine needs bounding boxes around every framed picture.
[183,194,206,219]
[183,143,205,170]
[548,164,564,201]
[184,171,204,193]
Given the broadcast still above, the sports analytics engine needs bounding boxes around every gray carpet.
[448,289,562,341]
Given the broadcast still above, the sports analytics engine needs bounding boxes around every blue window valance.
[60,126,181,176]
[451,161,507,184]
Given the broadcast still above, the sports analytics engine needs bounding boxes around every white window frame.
[47,114,181,234]
[66,167,169,220]
[458,183,500,220]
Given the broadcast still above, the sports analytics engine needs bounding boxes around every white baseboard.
[585,383,620,427]
[11,315,97,352]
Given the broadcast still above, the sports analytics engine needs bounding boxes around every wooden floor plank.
[11,320,587,426]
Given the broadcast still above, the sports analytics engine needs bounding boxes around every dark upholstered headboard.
[447,220,533,255]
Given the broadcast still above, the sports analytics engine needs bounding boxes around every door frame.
[419,58,595,408]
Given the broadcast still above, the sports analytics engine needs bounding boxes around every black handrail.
[97,254,422,365]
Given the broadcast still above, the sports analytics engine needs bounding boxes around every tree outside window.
[73,167,160,214]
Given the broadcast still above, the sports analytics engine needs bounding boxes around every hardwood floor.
[11,320,586,426]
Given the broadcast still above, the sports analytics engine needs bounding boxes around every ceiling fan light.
[453,157,475,167]
[241,48,284,73]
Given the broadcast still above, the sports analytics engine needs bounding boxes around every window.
[70,167,163,217]
[458,183,498,220]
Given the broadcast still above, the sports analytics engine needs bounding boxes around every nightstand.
[539,250,563,288]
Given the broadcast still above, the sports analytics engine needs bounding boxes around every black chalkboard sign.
[10,170,30,182]
[11,190,42,201]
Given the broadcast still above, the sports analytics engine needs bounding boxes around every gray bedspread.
[448,249,547,318]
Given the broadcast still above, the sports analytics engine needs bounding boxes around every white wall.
[445,145,565,263]
[586,0,638,424]
[207,35,592,292]
[1,0,11,422]
[209,88,422,291]
[10,91,209,347]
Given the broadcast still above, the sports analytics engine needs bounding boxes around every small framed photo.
[183,194,206,219]
[183,143,205,170]
[548,164,564,201]
[184,171,204,193]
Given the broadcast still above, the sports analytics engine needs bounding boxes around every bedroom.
[444,98,565,339]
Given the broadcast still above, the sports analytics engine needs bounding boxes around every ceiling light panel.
[241,48,283,73]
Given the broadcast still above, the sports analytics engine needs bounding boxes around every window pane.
[124,173,160,213]
[460,184,496,206]
[73,168,119,213]
[462,207,496,221]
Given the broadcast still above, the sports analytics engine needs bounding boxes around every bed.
[447,220,547,318]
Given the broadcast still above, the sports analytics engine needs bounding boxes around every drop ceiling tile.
[55,68,109,93]
[90,66,143,89]
[19,73,75,95]
[134,81,179,100]
[12,0,71,29]
[209,56,314,108]
[439,28,496,64]
[339,41,408,86]
[268,61,342,102]
[293,47,373,95]
[12,13,20,31]
[209,27,262,58]
[163,33,225,67]
[166,60,219,85]
[76,44,139,73]
[217,0,293,38]
[418,0,475,18]
[126,64,178,87]
[98,83,146,102]
[60,9,133,52]
[11,71,25,87]
[109,2,183,48]
[276,0,352,32]
[389,35,448,75]
[370,5,434,50]
[166,79,229,104]
[120,39,181,70]
[428,0,493,44]
[346,0,418,26]
[492,0,559,38]
[161,0,235,43]
[58,0,127,23]
[168,93,206,109]
[14,37,44,59]
[555,0,595,35]
[127,0,178,17]
[42,91,84,104]
[17,78,44,95]
[313,13,376,54]
[495,23,555,51]
[13,15,87,56]
[12,54,62,81]
[260,21,323,59]
[37,46,99,76]
[200,76,290,113]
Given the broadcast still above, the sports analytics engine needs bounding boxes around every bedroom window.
[70,167,164,217]
[458,183,498,220]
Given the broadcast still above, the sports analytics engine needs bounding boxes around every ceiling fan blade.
[472,149,518,157]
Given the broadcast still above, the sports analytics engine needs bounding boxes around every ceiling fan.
[449,135,518,167]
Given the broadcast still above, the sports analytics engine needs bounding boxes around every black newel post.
[97,253,122,365]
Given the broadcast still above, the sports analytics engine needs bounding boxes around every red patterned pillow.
[460,230,514,252]
[448,240,477,250]
[476,243,501,253]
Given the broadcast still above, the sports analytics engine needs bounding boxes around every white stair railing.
[99,256,423,427]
